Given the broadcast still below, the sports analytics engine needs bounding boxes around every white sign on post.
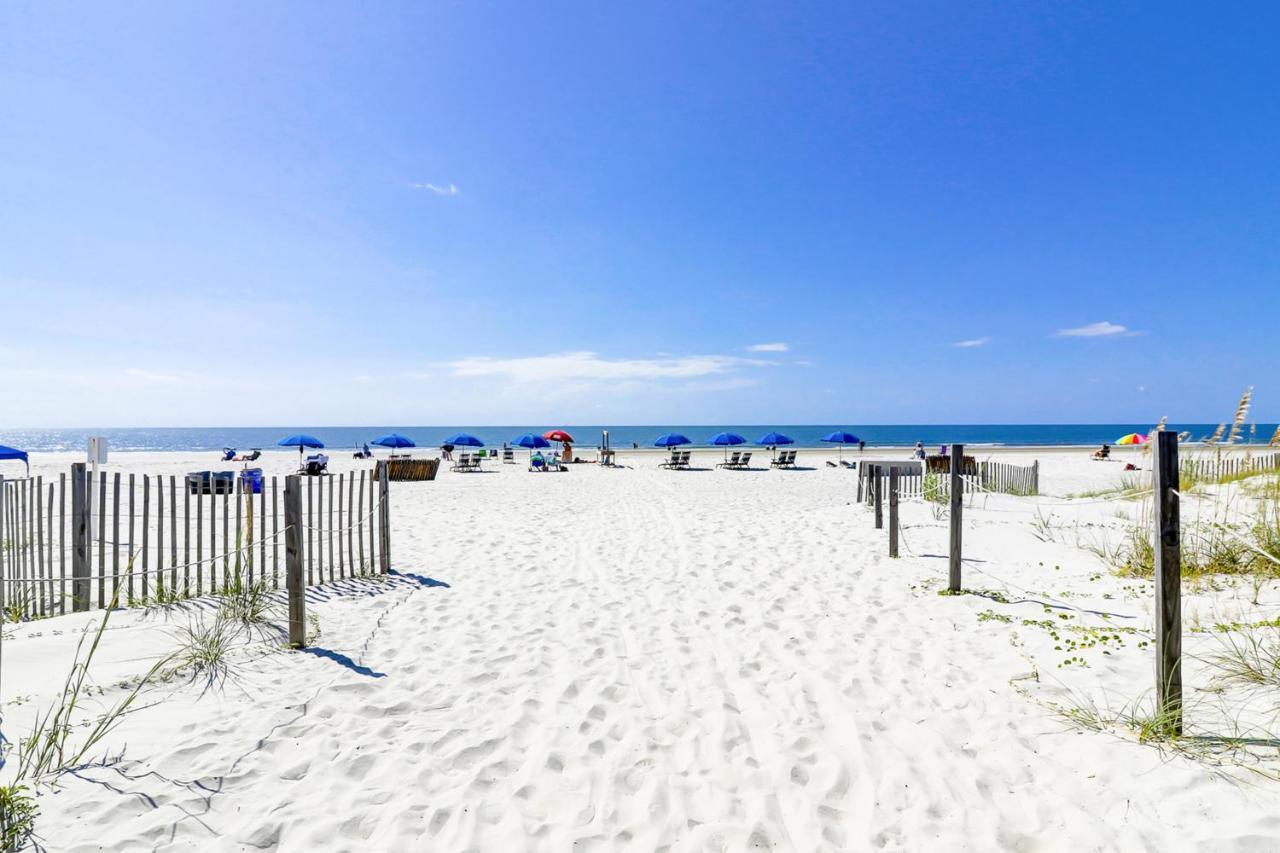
[87,437,108,540]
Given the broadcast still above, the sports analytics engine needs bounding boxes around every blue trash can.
[240,467,264,494]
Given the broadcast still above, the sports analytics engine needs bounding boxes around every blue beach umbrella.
[821,430,860,462]
[278,433,324,464]
[0,444,29,475]
[653,433,691,448]
[372,433,416,451]
[754,432,794,447]
[442,433,484,448]
[513,433,551,449]
[709,431,746,461]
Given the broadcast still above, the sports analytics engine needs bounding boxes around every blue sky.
[1,2,1276,427]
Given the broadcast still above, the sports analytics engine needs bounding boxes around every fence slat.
[59,472,66,614]
[127,474,135,603]
[307,476,314,586]
[193,478,200,596]
[142,475,151,601]
[338,472,345,579]
[328,475,335,583]
[272,476,280,588]
[357,471,365,575]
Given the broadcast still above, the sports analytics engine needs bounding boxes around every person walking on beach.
[441,442,454,461]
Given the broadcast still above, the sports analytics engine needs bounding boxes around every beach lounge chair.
[717,451,742,469]
[503,447,515,464]
[771,449,797,469]
[234,449,261,462]
[659,449,681,469]
[737,451,752,469]
[303,454,329,476]
[529,452,547,472]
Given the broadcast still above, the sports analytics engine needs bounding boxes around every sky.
[1,2,1277,427]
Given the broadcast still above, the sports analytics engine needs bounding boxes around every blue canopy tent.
[278,433,325,467]
[821,430,861,463]
[709,431,746,462]
[0,445,29,476]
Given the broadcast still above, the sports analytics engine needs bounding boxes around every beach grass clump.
[218,573,283,631]
[1205,628,1280,691]
[16,591,173,782]
[0,784,37,852]
[172,610,237,686]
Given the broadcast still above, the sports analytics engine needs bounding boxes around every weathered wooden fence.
[858,458,1039,505]
[979,460,1039,495]
[1180,451,1280,483]
[0,465,391,620]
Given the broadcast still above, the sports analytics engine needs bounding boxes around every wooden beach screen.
[0,465,392,619]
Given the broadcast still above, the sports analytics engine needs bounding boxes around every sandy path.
[5,452,1280,850]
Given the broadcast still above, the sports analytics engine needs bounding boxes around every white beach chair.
[717,451,742,469]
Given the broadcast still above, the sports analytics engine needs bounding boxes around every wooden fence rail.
[857,458,1039,505]
[0,465,392,620]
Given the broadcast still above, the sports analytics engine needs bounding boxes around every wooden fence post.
[284,475,306,649]
[888,467,899,558]
[1153,431,1182,733]
[379,464,391,573]
[948,444,963,592]
[71,463,90,611]
[873,466,883,529]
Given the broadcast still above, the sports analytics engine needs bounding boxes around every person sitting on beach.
[913,441,925,459]
[1093,443,1110,460]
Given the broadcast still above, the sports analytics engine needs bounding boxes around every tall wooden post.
[379,464,391,573]
[888,467,899,558]
[873,466,883,529]
[284,475,306,649]
[71,463,91,611]
[948,444,963,592]
[1153,431,1182,732]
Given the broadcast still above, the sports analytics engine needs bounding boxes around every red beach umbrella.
[542,429,575,443]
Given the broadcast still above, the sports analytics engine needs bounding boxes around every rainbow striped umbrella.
[1115,432,1147,445]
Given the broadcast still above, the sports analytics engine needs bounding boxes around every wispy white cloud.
[409,182,459,196]
[952,337,991,348]
[746,342,788,353]
[439,351,769,383]
[1054,321,1133,338]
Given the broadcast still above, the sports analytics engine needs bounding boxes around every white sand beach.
[4,446,1280,851]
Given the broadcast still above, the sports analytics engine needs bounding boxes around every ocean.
[1,424,1274,453]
